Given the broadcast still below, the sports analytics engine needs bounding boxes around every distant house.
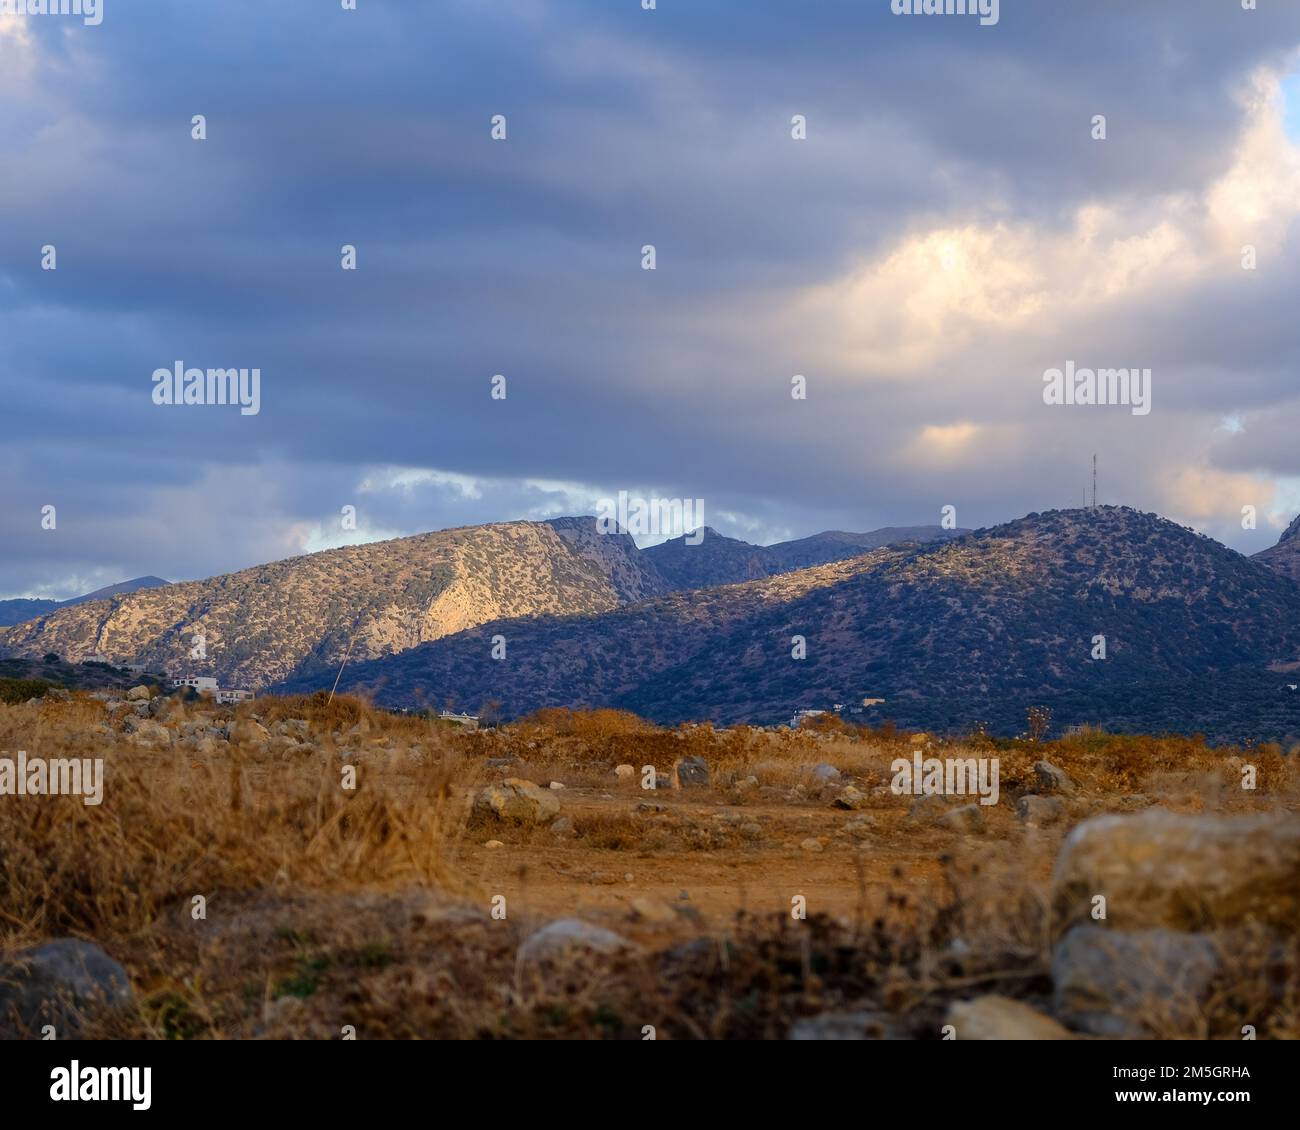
[862,697,886,707]
[216,689,255,705]
[438,711,480,731]
[124,664,148,674]
[81,651,110,666]
[790,708,827,728]
[172,676,218,693]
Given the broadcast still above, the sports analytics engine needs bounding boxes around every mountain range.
[0,520,956,690]
[7,508,1300,742]
[271,507,1300,742]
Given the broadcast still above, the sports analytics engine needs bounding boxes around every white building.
[172,676,218,693]
[790,708,827,728]
[438,711,480,731]
[216,689,255,704]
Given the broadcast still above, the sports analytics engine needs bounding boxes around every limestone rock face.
[1051,810,1300,937]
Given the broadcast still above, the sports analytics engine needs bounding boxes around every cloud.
[4,1,1300,595]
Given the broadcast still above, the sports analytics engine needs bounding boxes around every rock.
[629,898,677,925]
[548,781,565,791]
[833,785,869,810]
[635,802,666,814]
[125,718,171,747]
[1051,925,1220,1038]
[800,838,824,853]
[613,764,635,779]
[734,775,759,792]
[517,920,635,968]
[810,763,841,783]
[549,817,575,836]
[126,685,151,701]
[1034,760,1076,795]
[939,803,986,833]
[908,793,949,824]
[473,778,561,824]
[842,816,876,840]
[485,757,519,771]
[1017,794,1063,826]
[946,996,1074,1040]
[789,1010,901,1040]
[0,940,132,1037]
[232,718,271,747]
[1051,810,1300,936]
[484,840,505,850]
[673,756,710,788]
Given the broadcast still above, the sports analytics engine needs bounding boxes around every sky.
[4,0,1300,598]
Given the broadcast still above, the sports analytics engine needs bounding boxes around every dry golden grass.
[0,694,1296,1039]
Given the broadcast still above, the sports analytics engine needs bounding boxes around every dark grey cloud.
[3,0,1300,597]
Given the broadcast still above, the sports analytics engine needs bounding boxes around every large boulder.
[673,756,710,788]
[1051,810,1300,936]
[0,940,132,1037]
[1051,925,1220,1038]
[473,778,560,824]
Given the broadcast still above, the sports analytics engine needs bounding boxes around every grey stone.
[1017,794,1064,825]
[517,920,635,968]
[674,756,710,788]
[1034,760,1076,794]
[789,1010,901,1040]
[0,940,132,1038]
[1051,925,1221,1038]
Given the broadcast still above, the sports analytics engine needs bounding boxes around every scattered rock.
[485,757,519,771]
[673,756,710,789]
[1051,925,1221,1038]
[946,996,1074,1040]
[907,793,949,824]
[635,802,666,814]
[789,1010,902,1040]
[628,898,677,925]
[1017,794,1064,826]
[1034,760,1076,795]
[939,803,986,833]
[833,785,869,810]
[548,781,565,791]
[734,775,759,792]
[473,778,561,824]
[124,718,171,747]
[232,718,271,747]
[517,920,636,968]
[126,685,151,701]
[0,940,132,1037]
[800,838,824,853]
[549,817,575,836]
[1052,810,1300,936]
[810,763,841,783]
[613,764,635,780]
[484,840,505,850]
